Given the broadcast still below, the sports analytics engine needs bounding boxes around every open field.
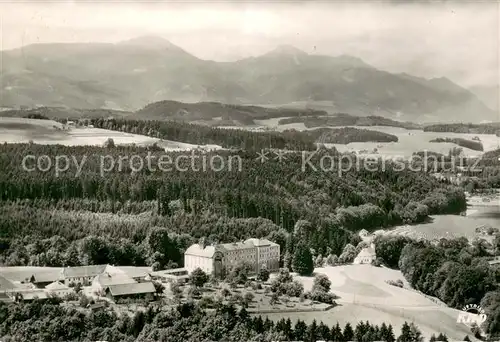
[0,117,221,151]
[378,213,498,242]
[247,119,500,158]
[264,265,475,340]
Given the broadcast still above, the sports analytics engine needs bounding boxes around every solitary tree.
[189,268,208,288]
[292,243,314,276]
[258,267,270,282]
[312,273,331,292]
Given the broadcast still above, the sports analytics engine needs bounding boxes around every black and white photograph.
[0,1,499,341]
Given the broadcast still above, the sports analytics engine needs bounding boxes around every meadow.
[250,118,500,158]
[0,117,221,151]
[373,204,500,242]
[265,265,475,340]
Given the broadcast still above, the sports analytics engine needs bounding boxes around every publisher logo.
[456,304,487,328]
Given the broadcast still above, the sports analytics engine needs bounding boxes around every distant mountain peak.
[117,36,182,51]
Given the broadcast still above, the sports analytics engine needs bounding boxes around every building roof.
[0,267,62,283]
[31,271,63,284]
[16,290,49,301]
[62,265,107,278]
[0,275,16,291]
[95,273,137,287]
[115,266,151,279]
[185,244,217,258]
[105,282,155,297]
[45,281,70,291]
[244,238,279,247]
[220,241,255,251]
[185,238,279,258]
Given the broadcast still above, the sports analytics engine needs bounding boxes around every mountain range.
[1,35,497,123]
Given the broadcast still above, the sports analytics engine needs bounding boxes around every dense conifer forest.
[0,142,466,269]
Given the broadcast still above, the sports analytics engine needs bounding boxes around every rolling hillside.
[1,36,495,123]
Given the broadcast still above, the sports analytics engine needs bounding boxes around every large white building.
[184,238,280,277]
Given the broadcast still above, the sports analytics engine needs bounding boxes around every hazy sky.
[1,1,498,87]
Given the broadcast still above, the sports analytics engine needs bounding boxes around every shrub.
[386,279,404,288]
[309,290,336,304]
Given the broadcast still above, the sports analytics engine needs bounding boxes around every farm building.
[45,281,72,297]
[61,265,107,286]
[28,271,63,288]
[92,272,137,293]
[104,282,156,302]
[353,243,377,264]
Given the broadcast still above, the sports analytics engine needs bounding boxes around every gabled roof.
[31,271,62,283]
[62,265,107,278]
[95,273,137,287]
[105,282,155,296]
[0,275,16,291]
[45,281,70,291]
[115,266,151,279]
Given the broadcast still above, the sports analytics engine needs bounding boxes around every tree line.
[374,234,500,338]
[88,117,317,151]
[424,123,500,135]
[429,137,484,152]
[306,127,399,144]
[0,299,460,342]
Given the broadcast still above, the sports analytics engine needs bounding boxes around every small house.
[62,265,107,286]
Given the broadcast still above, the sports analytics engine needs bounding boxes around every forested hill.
[279,114,421,130]
[89,117,317,151]
[306,127,398,144]
[0,143,466,268]
[424,123,500,135]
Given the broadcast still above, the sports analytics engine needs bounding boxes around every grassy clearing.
[0,117,222,151]
[247,120,500,158]
[264,265,474,340]
[379,208,500,242]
